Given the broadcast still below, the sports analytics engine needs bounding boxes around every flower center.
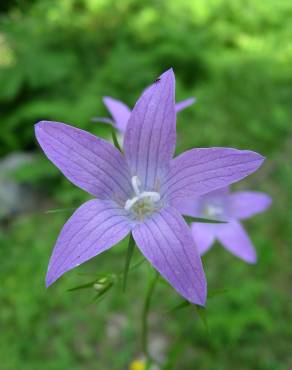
[203,203,224,220]
[124,176,161,219]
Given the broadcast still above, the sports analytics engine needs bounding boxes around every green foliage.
[1,0,291,159]
[0,0,292,369]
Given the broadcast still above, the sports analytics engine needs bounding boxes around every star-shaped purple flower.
[93,95,196,134]
[180,187,272,263]
[35,69,264,305]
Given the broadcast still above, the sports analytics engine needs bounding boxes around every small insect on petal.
[154,78,161,83]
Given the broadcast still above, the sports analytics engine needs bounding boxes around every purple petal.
[132,207,206,305]
[103,96,131,133]
[123,69,176,190]
[35,121,132,199]
[216,220,257,263]
[96,96,195,133]
[229,191,272,219]
[175,97,196,112]
[191,223,216,255]
[46,199,131,286]
[164,148,264,208]
[177,187,230,217]
[176,197,202,218]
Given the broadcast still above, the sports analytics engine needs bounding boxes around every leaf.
[45,207,76,214]
[122,233,136,292]
[145,359,153,370]
[184,216,228,224]
[91,293,107,305]
[157,275,171,287]
[167,300,210,333]
[163,341,185,370]
[128,258,145,272]
[111,128,122,152]
[166,300,191,314]
[68,280,97,292]
[208,288,228,298]
[195,305,210,333]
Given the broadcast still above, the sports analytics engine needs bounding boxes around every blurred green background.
[0,1,291,369]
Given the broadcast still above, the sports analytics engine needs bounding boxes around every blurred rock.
[0,152,38,219]
[106,313,128,340]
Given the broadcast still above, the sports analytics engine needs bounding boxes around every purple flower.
[180,187,272,263]
[35,69,264,305]
[93,95,196,134]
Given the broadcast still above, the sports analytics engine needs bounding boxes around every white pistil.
[204,204,224,219]
[124,176,161,214]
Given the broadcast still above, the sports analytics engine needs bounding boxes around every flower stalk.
[122,233,136,292]
[142,270,160,363]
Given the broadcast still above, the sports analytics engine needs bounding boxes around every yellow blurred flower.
[129,359,146,370]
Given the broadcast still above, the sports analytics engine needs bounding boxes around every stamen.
[124,176,161,216]
[140,192,161,202]
[124,196,139,211]
[131,176,141,196]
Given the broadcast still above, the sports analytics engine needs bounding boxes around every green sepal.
[184,216,228,224]
[166,300,190,314]
[111,128,122,152]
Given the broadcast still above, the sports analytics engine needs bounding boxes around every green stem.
[122,234,136,292]
[142,270,160,362]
